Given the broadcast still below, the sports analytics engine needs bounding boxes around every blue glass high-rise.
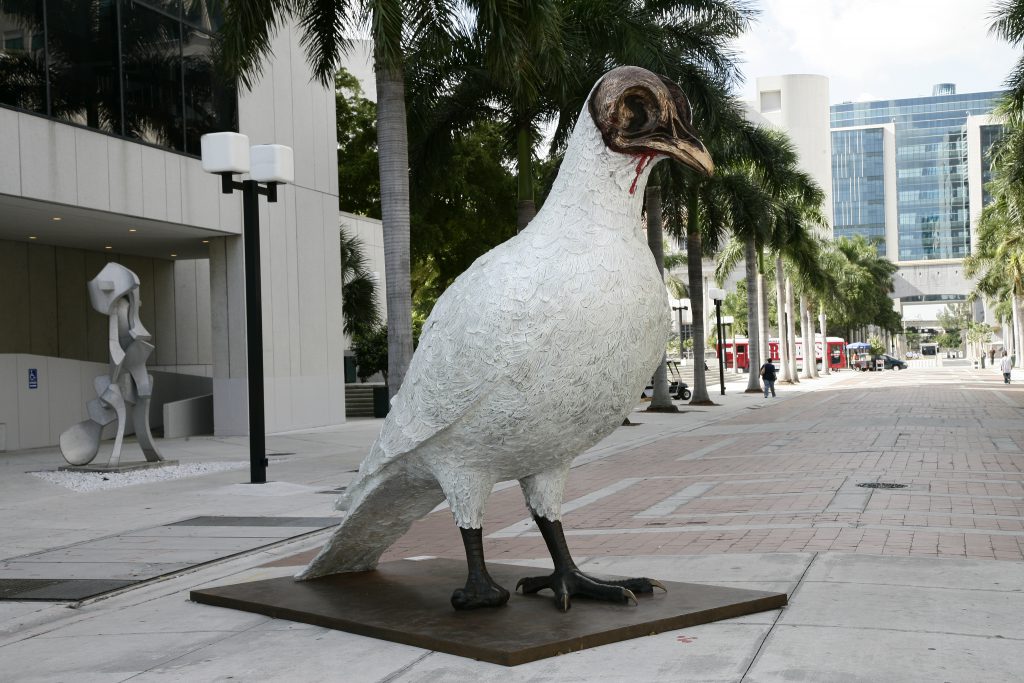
[831,90,1004,261]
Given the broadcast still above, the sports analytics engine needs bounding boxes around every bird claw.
[515,568,655,610]
[649,578,668,593]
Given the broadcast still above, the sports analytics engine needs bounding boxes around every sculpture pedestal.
[58,460,178,473]
[190,558,786,666]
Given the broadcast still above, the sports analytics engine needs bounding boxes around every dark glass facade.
[831,91,1004,261]
[0,0,236,155]
[832,127,887,255]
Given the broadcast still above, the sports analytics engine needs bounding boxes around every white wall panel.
[180,159,220,230]
[173,259,199,364]
[55,248,89,360]
[107,137,144,217]
[164,155,184,224]
[153,259,177,365]
[0,108,21,195]
[268,187,293,381]
[295,188,328,374]
[0,354,19,450]
[47,356,84,445]
[16,354,50,449]
[195,260,212,364]
[18,114,78,205]
[140,145,168,220]
[74,130,110,212]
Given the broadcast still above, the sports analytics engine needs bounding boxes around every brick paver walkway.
[273,365,1024,568]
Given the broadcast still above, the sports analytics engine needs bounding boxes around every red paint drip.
[629,153,655,195]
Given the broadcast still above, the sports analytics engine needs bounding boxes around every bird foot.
[515,568,666,611]
[451,576,510,610]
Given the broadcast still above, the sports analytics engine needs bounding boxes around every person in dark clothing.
[760,359,777,398]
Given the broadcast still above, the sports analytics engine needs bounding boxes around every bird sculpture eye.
[619,90,660,139]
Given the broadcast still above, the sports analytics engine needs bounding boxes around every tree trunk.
[786,277,799,382]
[376,63,414,399]
[1014,294,1023,368]
[745,239,762,394]
[516,124,536,232]
[758,271,769,372]
[809,299,819,378]
[645,185,676,412]
[686,188,712,404]
[819,305,830,375]
[775,256,791,382]
[800,294,813,379]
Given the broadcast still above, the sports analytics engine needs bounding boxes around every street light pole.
[709,288,726,396]
[202,134,293,485]
[672,303,688,361]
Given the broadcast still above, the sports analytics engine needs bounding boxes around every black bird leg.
[451,527,510,610]
[516,515,666,612]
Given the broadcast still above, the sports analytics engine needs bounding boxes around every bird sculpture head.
[589,66,714,179]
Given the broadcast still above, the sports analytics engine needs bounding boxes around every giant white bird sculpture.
[300,66,714,611]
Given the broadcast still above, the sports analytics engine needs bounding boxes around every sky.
[733,0,1020,105]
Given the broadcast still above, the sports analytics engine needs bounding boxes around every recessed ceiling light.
[104,246,112,250]
[128,228,137,233]
[28,235,37,240]
[170,253,177,258]
[51,216,62,221]
[201,239,209,244]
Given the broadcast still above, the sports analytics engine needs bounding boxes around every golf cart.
[641,359,691,401]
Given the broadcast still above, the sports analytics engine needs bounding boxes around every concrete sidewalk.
[2,366,1023,681]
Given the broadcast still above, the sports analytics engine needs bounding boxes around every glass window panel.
[183,0,223,32]
[182,26,235,153]
[46,0,122,132]
[0,1,46,114]
[121,1,185,150]
[133,0,181,16]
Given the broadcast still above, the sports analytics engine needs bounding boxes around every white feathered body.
[299,101,669,579]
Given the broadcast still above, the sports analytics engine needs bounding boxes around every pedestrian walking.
[760,359,777,398]
[1000,351,1012,384]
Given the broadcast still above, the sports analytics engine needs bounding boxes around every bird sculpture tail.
[296,465,446,580]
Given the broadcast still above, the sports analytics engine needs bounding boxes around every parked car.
[880,354,907,370]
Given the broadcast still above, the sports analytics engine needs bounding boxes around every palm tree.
[990,1,1024,121]
[340,229,382,339]
[702,125,827,394]
[219,0,473,399]
[967,191,1024,367]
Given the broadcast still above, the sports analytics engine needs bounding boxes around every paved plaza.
[1,364,1023,681]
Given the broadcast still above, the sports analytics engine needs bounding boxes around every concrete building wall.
[967,114,996,256]
[755,75,835,230]
[0,238,215,451]
[0,108,240,236]
[0,20,344,442]
[209,23,344,436]
[0,239,212,371]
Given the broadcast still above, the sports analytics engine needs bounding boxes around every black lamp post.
[672,303,689,360]
[709,287,726,396]
[201,133,294,484]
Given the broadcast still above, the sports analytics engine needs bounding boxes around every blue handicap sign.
[28,368,38,389]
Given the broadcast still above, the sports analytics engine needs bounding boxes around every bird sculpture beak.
[644,117,714,177]
[589,68,714,177]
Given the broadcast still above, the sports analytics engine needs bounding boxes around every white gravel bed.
[30,462,249,492]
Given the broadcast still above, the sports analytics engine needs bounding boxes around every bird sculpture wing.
[356,237,546,478]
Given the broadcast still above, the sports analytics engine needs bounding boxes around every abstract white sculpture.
[300,66,713,611]
[60,263,164,468]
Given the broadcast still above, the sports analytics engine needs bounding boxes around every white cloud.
[735,0,1019,103]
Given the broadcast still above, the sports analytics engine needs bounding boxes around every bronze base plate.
[190,558,787,666]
